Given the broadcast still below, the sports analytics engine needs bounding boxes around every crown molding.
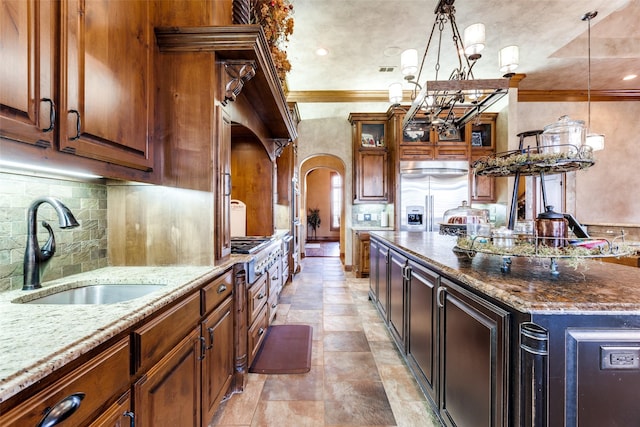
[286,90,392,103]
[518,89,640,102]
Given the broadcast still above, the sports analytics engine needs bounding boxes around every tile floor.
[304,241,340,257]
[210,256,442,427]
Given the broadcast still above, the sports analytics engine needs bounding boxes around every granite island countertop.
[370,231,640,314]
[0,258,251,403]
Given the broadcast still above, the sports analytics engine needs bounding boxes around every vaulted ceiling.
[283,0,640,120]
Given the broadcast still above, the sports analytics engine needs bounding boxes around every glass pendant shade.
[499,45,519,74]
[401,49,418,79]
[463,23,485,57]
[586,133,605,151]
[388,82,403,104]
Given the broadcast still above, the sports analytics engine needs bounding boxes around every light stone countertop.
[0,259,249,403]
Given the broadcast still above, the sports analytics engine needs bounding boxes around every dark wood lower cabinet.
[134,327,202,427]
[201,297,234,427]
[406,260,438,403]
[369,239,389,321]
[388,249,407,349]
[439,278,509,427]
[89,391,133,427]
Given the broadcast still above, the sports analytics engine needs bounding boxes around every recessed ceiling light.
[315,47,329,56]
[383,46,402,57]
[623,74,637,81]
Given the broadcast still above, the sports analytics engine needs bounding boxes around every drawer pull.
[258,327,265,336]
[271,303,277,309]
[257,292,265,300]
[37,392,85,427]
[217,284,227,294]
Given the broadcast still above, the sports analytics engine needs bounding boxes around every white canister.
[380,212,388,227]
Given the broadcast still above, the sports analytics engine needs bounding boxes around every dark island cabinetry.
[388,249,408,349]
[370,231,640,426]
[369,238,389,321]
[438,277,509,427]
[374,241,509,427]
[406,260,438,403]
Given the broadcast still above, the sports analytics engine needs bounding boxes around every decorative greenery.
[456,236,633,259]
[252,0,294,82]
[307,208,321,239]
[472,148,595,177]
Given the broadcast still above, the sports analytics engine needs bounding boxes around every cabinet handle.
[68,110,81,140]
[41,98,55,132]
[124,411,135,427]
[257,292,265,300]
[436,286,447,308]
[217,284,227,294]
[258,327,265,336]
[207,326,214,350]
[37,392,85,427]
[198,336,206,360]
[271,303,277,309]
[402,265,412,281]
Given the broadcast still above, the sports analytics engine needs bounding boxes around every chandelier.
[389,0,518,135]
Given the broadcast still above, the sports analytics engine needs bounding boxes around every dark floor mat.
[249,325,313,374]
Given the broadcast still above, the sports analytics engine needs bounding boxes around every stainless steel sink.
[20,284,166,305]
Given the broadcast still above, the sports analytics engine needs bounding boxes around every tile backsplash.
[0,172,108,291]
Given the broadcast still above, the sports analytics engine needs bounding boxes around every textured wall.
[517,101,640,224]
[0,172,108,291]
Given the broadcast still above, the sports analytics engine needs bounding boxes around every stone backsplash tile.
[0,172,108,291]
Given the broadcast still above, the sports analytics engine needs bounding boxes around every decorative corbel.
[221,60,257,106]
[273,138,291,157]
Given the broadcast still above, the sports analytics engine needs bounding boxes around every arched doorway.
[299,155,346,262]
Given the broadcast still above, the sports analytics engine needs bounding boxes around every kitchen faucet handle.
[40,221,56,259]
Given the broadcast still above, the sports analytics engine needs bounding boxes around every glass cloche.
[440,201,489,236]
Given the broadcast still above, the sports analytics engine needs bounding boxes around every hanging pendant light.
[582,10,605,151]
[388,82,403,105]
[499,45,519,77]
[463,23,485,60]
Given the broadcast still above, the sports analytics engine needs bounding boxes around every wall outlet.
[364,214,371,221]
[601,346,640,370]
[357,214,365,221]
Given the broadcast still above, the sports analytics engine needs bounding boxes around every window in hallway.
[330,172,341,231]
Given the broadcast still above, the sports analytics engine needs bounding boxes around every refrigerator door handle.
[431,195,435,231]
[426,195,433,231]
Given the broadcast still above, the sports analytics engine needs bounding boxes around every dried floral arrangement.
[252,0,295,82]
[472,147,595,177]
[455,236,632,259]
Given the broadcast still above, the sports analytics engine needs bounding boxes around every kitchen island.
[369,231,640,427]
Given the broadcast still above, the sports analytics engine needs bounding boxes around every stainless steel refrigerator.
[399,160,470,232]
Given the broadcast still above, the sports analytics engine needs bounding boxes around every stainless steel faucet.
[23,197,80,290]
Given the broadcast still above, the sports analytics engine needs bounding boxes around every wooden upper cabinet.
[0,0,56,147]
[470,113,497,202]
[59,0,153,170]
[350,113,391,203]
[398,110,468,161]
